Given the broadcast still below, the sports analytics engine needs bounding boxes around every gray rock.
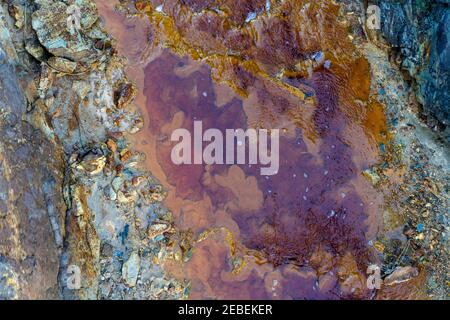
[376,0,450,139]
[0,42,65,300]
[0,262,19,300]
[122,252,140,287]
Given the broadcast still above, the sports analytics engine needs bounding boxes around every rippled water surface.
[95,0,397,299]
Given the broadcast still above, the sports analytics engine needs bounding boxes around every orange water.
[95,0,395,299]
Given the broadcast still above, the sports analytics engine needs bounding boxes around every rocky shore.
[0,0,186,299]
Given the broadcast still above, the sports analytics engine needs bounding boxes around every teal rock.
[31,2,98,63]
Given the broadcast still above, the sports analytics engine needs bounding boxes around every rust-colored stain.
[94,0,416,300]
[376,269,429,300]
[363,100,389,144]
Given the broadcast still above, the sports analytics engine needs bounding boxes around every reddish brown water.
[95,0,394,299]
